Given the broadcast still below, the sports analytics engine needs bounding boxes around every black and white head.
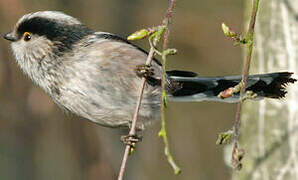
[4,11,92,72]
[3,11,94,88]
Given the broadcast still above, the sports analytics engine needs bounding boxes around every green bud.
[127,29,151,40]
[222,23,237,38]
[164,48,178,56]
[231,146,245,170]
[158,129,165,137]
[216,130,233,145]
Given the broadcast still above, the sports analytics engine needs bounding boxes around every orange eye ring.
[23,32,31,41]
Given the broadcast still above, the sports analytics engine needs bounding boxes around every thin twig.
[117,0,177,179]
[159,50,181,174]
[162,0,175,50]
[118,47,155,180]
[231,0,260,169]
[159,0,181,174]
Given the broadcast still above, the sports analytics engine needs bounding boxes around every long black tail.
[166,71,296,103]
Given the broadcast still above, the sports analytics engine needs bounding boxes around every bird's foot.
[121,134,143,147]
[135,64,154,78]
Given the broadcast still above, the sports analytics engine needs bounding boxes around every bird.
[3,11,296,130]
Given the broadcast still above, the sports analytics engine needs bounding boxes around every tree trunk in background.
[231,0,298,180]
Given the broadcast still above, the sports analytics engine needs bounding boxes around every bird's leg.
[135,64,154,78]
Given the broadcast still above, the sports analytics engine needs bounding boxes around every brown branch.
[231,0,260,170]
[162,0,175,49]
[117,47,155,180]
[117,0,176,179]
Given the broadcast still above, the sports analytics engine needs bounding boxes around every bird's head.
[3,11,94,90]
[4,11,93,69]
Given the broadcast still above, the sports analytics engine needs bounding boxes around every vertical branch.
[159,49,181,174]
[117,0,177,179]
[117,47,155,180]
[159,0,181,174]
[162,0,175,49]
[232,0,298,178]
[232,0,260,169]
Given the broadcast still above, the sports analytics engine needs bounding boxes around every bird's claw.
[121,134,143,147]
[135,64,154,78]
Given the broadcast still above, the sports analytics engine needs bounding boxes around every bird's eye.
[23,32,32,41]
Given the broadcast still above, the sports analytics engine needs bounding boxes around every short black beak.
[3,32,16,42]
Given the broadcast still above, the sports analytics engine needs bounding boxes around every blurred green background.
[0,0,244,179]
